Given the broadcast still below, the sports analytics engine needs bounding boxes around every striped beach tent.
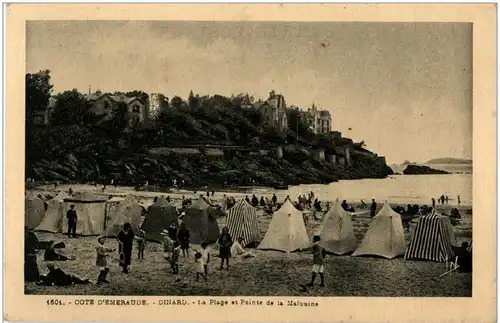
[352,202,407,259]
[404,209,456,262]
[226,199,260,247]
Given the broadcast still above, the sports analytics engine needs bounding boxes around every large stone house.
[305,103,332,134]
[258,91,288,131]
[32,97,57,125]
[84,91,147,126]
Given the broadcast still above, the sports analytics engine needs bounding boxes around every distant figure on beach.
[168,221,178,242]
[117,223,134,274]
[68,187,73,196]
[153,196,158,203]
[166,196,171,203]
[217,227,233,270]
[445,196,449,204]
[341,200,354,213]
[307,235,326,287]
[66,204,78,238]
[457,195,461,205]
[272,194,277,206]
[177,223,191,257]
[440,195,445,205]
[195,252,208,282]
[245,195,250,203]
[251,195,258,207]
[370,199,377,217]
[260,197,266,206]
[431,198,436,207]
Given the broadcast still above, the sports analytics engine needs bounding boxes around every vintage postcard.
[4,3,497,323]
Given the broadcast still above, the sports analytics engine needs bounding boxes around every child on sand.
[96,237,114,284]
[200,242,211,276]
[195,252,207,282]
[170,242,181,275]
[136,229,146,260]
[307,235,326,287]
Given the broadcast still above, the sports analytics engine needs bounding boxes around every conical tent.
[105,195,143,237]
[258,199,310,253]
[352,203,407,259]
[404,209,456,262]
[226,199,260,247]
[35,191,69,232]
[183,198,220,245]
[61,192,107,236]
[141,196,178,242]
[317,200,357,255]
[25,196,46,230]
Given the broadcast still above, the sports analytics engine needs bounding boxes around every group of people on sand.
[431,194,461,206]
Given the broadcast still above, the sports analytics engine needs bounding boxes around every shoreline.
[26,183,473,213]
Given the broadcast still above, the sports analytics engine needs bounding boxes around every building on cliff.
[258,90,288,131]
[305,103,332,134]
[84,90,147,127]
[32,97,58,125]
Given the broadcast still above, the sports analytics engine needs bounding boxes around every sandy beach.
[25,184,472,297]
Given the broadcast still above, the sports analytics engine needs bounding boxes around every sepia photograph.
[4,3,497,323]
[23,19,474,297]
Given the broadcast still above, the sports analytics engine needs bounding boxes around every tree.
[107,101,128,135]
[188,90,200,110]
[26,70,53,124]
[51,89,92,126]
[286,109,313,139]
[170,96,185,110]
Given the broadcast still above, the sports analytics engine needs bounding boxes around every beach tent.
[258,199,310,253]
[141,196,178,242]
[105,195,143,237]
[316,200,357,255]
[226,199,260,247]
[352,203,406,259]
[35,191,69,233]
[183,197,220,245]
[61,192,107,236]
[404,209,456,262]
[25,196,46,230]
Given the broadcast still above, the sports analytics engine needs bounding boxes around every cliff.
[403,164,450,175]
[26,102,393,188]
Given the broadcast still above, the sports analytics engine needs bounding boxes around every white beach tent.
[61,191,107,236]
[35,191,69,233]
[25,196,46,230]
[352,202,407,259]
[316,200,357,255]
[105,195,143,237]
[404,209,456,262]
[258,199,310,253]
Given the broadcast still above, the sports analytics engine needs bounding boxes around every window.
[132,105,140,113]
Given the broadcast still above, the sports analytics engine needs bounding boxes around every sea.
[243,164,473,207]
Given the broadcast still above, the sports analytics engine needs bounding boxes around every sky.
[26,21,472,164]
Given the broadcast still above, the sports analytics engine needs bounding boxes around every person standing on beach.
[445,196,449,204]
[66,204,78,238]
[96,236,114,284]
[136,229,146,260]
[457,195,461,205]
[177,223,191,257]
[272,194,277,206]
[370,199,377,217]
[217,227,233,270]
[307,235,326,287]
[117,223,134,274]
[195,252,208,282]
[431,198,436,207]
[200,242,211,277]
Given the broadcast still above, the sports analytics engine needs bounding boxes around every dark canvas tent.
[183,197,220,245]
[141,196,178,242]
[25,196,46,230]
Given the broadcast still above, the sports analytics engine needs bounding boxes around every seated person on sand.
[37,263,90,286]
[341,200,355,212]
[44,241,75,261]
[230,237,256,259]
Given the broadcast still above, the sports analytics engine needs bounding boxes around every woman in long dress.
[217,227,233,270]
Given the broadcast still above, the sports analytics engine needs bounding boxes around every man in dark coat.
[117,223,135,273]
[370,199,377,217]
[66,204,78,238]
[177,223,190,257]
